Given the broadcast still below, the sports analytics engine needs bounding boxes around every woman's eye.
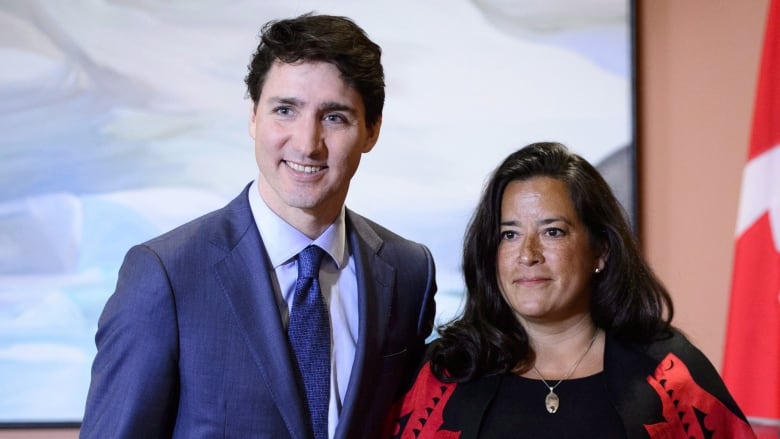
[500,230,517,240]
[545,228,565,237]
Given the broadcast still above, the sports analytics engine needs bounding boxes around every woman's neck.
[521,314,604,380]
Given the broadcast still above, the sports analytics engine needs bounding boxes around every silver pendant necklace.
[532,330,599,414]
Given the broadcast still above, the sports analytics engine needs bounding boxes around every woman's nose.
[518,236,542,265]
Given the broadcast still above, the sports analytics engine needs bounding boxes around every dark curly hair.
[244,12,384,128]
[429,142,674,383]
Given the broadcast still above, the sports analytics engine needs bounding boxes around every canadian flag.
[722,0,780,431]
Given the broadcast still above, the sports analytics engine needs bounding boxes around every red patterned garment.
[391,363,460,439]
[644,353,755,439]
[389,330,757,439]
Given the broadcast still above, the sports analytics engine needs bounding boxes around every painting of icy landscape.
[0,0,634,423]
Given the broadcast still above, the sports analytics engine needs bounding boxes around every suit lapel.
[335,211,396,438]
[211,187,309,439]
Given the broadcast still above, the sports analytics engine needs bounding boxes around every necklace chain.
[532,330,599,392]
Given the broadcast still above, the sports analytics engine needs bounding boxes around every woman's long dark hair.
[429,142,673,383]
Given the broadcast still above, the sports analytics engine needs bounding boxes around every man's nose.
[295,116,324,156]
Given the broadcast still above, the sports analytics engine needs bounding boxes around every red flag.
[722,0,780,432]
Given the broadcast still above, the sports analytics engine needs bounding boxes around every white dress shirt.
[247,179,359,439]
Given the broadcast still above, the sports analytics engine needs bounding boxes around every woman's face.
[496,177,605,325]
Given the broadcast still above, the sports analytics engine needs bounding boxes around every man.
[80,13,437,439]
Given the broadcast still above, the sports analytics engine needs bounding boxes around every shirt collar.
[247,179,347,269]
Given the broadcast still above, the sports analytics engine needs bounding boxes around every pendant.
[545,389,559,414]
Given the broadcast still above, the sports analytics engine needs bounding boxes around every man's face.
[249,61,380,234]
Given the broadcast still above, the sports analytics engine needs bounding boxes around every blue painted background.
[0,0,632,423]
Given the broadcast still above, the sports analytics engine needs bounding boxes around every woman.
[390,143,755,438]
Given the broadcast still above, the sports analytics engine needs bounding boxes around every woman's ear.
[596,242,609,273]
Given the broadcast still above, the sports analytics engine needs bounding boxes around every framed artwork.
[0,0,636,425]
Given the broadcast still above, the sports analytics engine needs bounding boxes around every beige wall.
[0,1,771,437]
[638,0,769,371]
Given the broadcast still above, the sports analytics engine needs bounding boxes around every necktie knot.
[298,245,326,279]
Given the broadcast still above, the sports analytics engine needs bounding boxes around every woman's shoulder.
[393,360,503,439]
[611,327,728,393]
[637,327,710,365]
[606,326,719,381]
[605,328,754,436]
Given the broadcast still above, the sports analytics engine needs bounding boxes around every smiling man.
[81,13,437,439]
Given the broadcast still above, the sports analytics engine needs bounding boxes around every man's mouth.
[285,161,324,174]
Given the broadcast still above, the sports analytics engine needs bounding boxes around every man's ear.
[248,104,258,140]
[363,116,382,153]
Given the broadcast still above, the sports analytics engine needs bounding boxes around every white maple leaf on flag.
[735,144,780,253]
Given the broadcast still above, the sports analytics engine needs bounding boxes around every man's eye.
[324,113,346,123]
[274,106,291,115]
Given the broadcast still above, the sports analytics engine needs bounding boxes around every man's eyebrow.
[263,97,359,120]
[266,97,356,113]
[268,96,302,106]
[319,101,356,113]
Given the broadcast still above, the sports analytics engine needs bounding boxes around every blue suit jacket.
[80,184,437,438]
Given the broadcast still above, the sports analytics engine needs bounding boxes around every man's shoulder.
[348,210,431,258]
[346,210,433,271]
[346,209,422,246]
[141,186,252,254]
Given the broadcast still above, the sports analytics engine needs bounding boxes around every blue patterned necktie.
[288,245,330,439]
